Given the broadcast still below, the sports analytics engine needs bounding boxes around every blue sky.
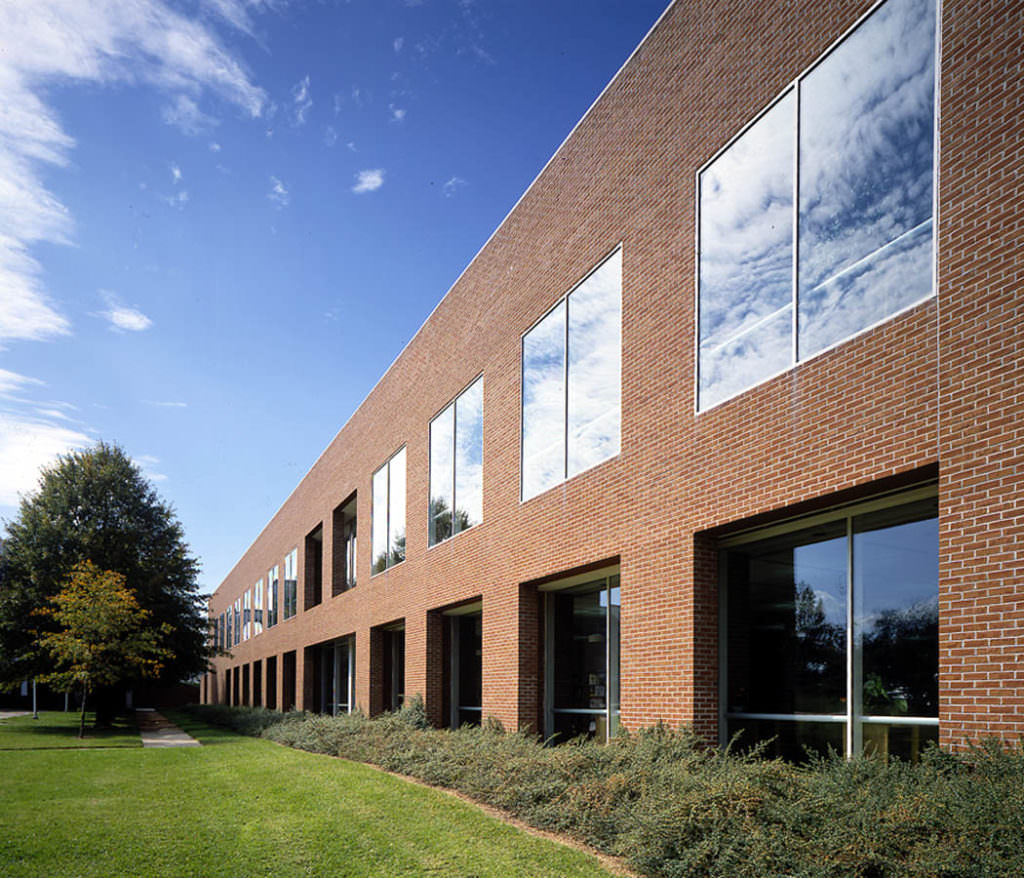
[0,0,668,594]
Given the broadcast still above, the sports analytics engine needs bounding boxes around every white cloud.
[393,36,404,52]
[145,400,187,408]
[443,175,467,198]
[292,74,312,125]
[389,104,406,123]
[0,413,91,506]
[162,189,190,209]
[170,163,183,183]
[200,0,275,36]
[209,141,222,151]
[347,141,357,152]
[34,407,72,421]
[268,176,289,207]
[162,94,218,135]
[324,125,338,147]
[99,292,153,332]
[0,368,44,396]
[134,453,168,482]
[0,0,266,347]
[352,168,384,194]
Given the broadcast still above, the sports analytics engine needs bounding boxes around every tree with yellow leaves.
[36,561,171,738]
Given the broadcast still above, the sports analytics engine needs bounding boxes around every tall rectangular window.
[283,548,298,619]
[372,447,406,574]
[266,565,279,627]
[225,609,232,649]
[544,571,620,743]
[332,495,357,595]
[429,377,483,545]
[697,0,936,410]
[522,248,622,500]
[722,489,938,761]
[243,589,252,641]
[253,578,264,636]
[233,598,241,646]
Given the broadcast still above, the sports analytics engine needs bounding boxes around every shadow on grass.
[161,711,244,745]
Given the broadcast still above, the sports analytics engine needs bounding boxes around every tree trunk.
[79,683,88,739]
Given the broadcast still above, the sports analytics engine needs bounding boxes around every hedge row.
[181,701,1024,878]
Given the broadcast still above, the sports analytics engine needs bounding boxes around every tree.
[35,562,171,737]
[0,442,209,706]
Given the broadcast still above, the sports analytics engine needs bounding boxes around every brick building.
[203,0,1024,758]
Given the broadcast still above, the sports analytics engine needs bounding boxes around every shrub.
[180,704,1024,878]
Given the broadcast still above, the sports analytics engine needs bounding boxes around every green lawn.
[0,711,141,750]
[0,711,619,878]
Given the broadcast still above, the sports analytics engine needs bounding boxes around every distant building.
[204,0,1024,759]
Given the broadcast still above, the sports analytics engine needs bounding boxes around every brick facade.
[205,0,1024,748]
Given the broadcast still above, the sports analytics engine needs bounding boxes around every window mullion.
[452,402,458,536]
[846,515,858,757]
[563,297,570,481]
[792,77,800,366]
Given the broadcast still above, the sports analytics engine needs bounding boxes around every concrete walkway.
[0,710,31,720]
[135,708,201,747]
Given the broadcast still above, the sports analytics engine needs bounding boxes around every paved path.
[0,710,31,720]
[135,708,201,748]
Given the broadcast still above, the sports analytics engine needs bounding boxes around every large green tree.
[0,442,208,693]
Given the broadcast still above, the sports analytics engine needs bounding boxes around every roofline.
[212,0,677,596]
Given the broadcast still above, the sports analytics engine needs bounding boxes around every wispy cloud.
[201,0,276,36]
[0,369,44,397]
[0,413,92,507]
[170,163,183,183]
[162,190,190,209]
[292,74,312,125]
[443,176,467,198]
[145,400,188,408]
[389,105,406,123]
[162,94,218,135]
[0,0,266,347]
[324,125,338,147]
[352,169,385,194]
[393,37,405,52]
[268,176,290,207]
[34,407,72,421]
[134,453,167,482]
[99,292,154,332]
[209,141,222,152]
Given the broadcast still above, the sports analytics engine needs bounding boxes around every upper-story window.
[522,247,622,501]
[697,0,936,411]
[253,578,264,636]
[233,598,241,646]
[372,447,407,573]
[283,548,298,619]
[429,377,483,545]
[266,565,279,627]
[242,589,252,640]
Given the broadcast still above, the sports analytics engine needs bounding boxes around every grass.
[0,711,141,750]
[0,710,620,878]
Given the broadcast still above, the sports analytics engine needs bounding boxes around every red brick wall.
[937,0,1024,744]
[204,0,1022,746]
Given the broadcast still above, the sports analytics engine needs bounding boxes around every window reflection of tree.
[862,599,939,716]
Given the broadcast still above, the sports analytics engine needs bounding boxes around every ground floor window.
[383,625,405,712]
[543,567,620,742]
[320,636,356,716]
[721,487,938,760]
[446,606,482,728]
